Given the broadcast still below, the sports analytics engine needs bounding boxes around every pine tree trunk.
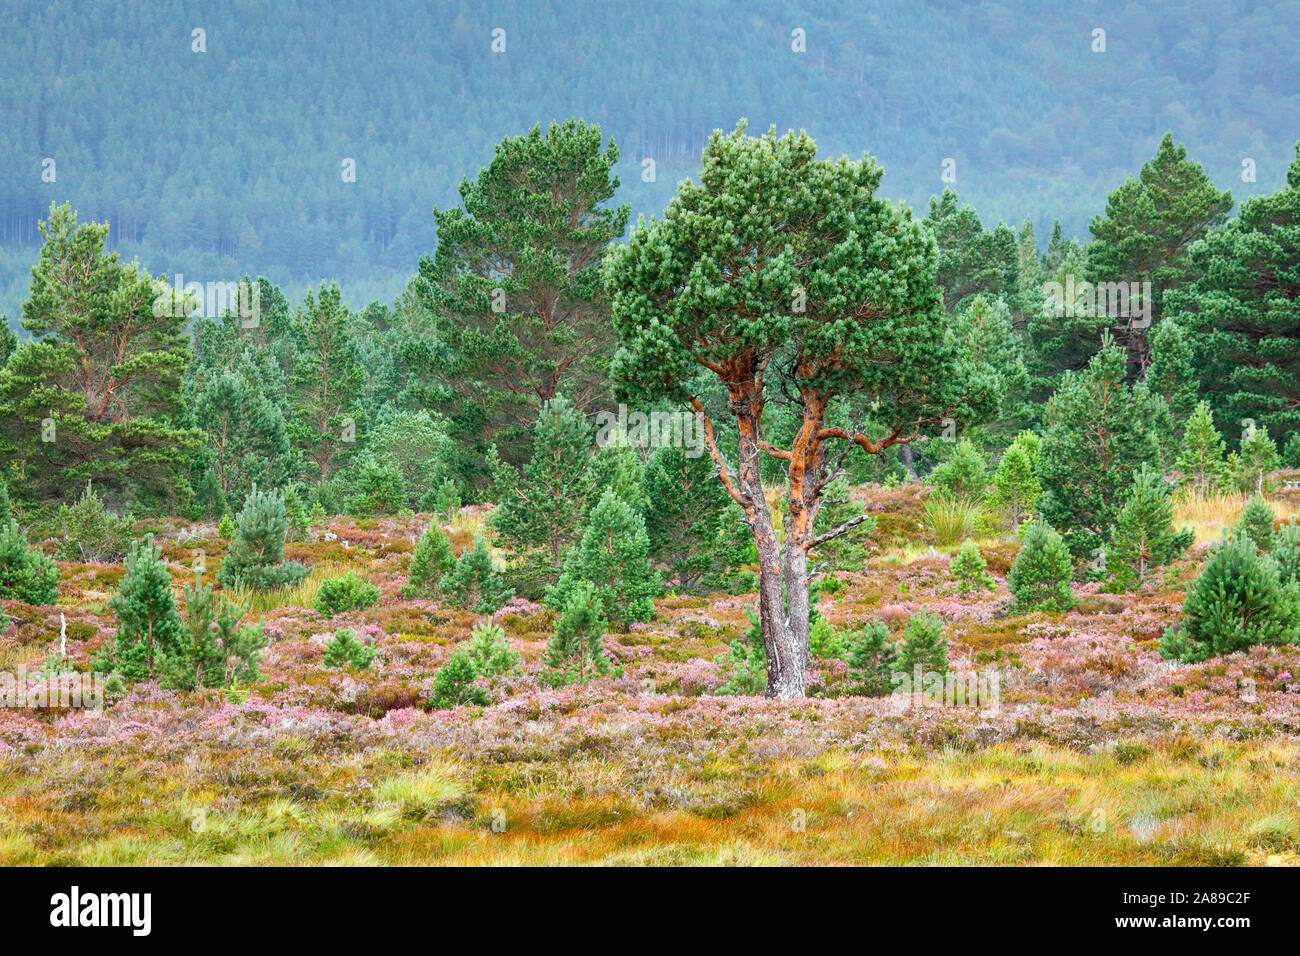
[776,543,810,698]
[900,443,918,479]
[727,380,805,700]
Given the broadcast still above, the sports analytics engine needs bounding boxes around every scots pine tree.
[288,283,364,484]
[990,431,1042,531]
[605,123,989,698]
[1274,521,1300,584]
[927,438,989,502]
[1038,338,1167,556]
[283,487,309,541]
[546,488,659,629]
[643,439,743,590]
[411,120,628,471]
[440,537,512,614]
[1146,319,1199,424]
[0,517,59,604]
[923,191,1020,311]
[894,612,949,676]
[1227,425,1280,496]
[844,620,896,697]
[1007,521,1076,613]
[188,351,292,513]
[0,204,201,511]
[809,477,877,573]
[106,534,183,681]
[216,487,309,592]
[1165,142,1300,440]
[1235,494,1277,551]
[488,396,594,597]
[1161,533,1300,663]
[164,573,266,691]
[54,481,132,563]
[1106,468,1194,590]
[951,540,997,594]
[402,523,455,599]
[544,580,612,685]
[1175,401,1227,497]
[1085,133,1232,370]
[429,648,488,708]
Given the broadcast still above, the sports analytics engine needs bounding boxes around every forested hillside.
[3,0,1298,323]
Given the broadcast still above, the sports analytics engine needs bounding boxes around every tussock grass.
[4,740,1296,866]
[923,495,982,546]
[224,560,351,613]
[1174,492,1300,545]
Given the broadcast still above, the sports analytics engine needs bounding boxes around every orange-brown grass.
[3,741,1296,866]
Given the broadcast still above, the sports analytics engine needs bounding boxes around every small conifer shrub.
[102,534,182,681]
[0,517,60,605]
[1161,533,1300,663]
[216,487,310,592]
[893,611,948,676]
[440,537,513,614]
[951,540,997,594]
[1235,493,1277,551]
[402,523,455,599]
[322,627,376,670]
[844,620,895,697]
[543,580,613,686]
[314,572,381,618]
[1106,468,1194,590]
[1007,521,1076,613]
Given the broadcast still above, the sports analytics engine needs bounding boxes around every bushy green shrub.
[809,617,846,660]
[644,439,751,590]
[440,537,513,614]
[428,622,519,709]
[990,431,1042,530]
[1106,468,1194,590]
[343,453,407,516]
[465,620,519,677]
[314,572,381,617]
[894,611,948,676]
[927,439,989,501]
[0,517,60,605]
[164,573,267,690]
[216,487,310,592]
[1235,494,1276,551]
[216,513,236,540]
[322,627,376,670]
[844,620,895,697]
[54,481,132,562]
[429,647,488,708]
[102,534,181,681]
[283,486,309,541]
[488,397,594,598]
[543,580,614,686]
[425,477,461,518]
[1161,532,1300,663]
[401,523,455,599]
[951,540,996,594]
[546,488,659,628]
[1274,521,1300,584]
[1007,521,1076,613]
[717,610,767,696]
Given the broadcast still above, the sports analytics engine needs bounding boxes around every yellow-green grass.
[1175,492,1300,545]
[2,740,1295,866]
[224,560,353,614]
